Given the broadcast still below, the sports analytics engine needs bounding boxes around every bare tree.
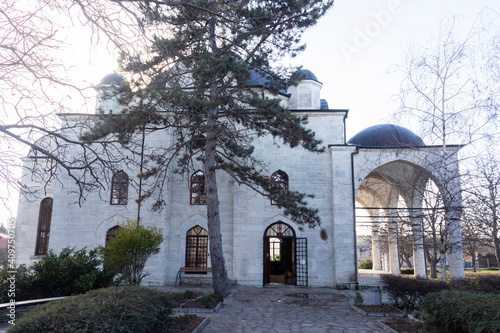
[465,149,500,271]
[0,1,126,206]
[393,16,500,280]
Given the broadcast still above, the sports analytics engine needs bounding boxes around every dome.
[99,73,124,85]
[298,69,318,82]
[348,124,425,148]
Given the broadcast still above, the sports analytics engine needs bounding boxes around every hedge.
[422,290,500,333]
[8,287,172,333]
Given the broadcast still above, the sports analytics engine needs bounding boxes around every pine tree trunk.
[205,106,230,297]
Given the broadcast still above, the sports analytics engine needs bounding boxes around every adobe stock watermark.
[340,0,403,63]
[6,219,17,326]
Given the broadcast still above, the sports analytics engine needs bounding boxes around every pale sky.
[1,0,499,225]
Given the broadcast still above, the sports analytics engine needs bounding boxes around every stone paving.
[193,286,387,333]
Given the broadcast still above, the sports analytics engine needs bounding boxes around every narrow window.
[271,170,289,205]
[106,226,121,245]
[190,170,207,205]
[111,171,129,205]
[35,197,53,255]
[185,226,208,269]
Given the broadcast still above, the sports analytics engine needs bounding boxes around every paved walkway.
[197,286,386,333]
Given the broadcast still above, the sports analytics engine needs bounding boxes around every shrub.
[422,290,500,333]
[0,247,114,302]
[400,267,414,275]
[0,264,36,302]
[381,274,449,311]
[358,258,373,269]
[354,292,363,305]
[31,247,115,297]
[103,219,164,286]
[9,287,173,333]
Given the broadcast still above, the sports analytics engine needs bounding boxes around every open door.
[264,222,306,286]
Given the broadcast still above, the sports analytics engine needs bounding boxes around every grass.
[401,269,499,281]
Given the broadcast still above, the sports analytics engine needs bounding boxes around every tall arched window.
[271,170,289,205]
[111,171,129,205]
[190,170,207,205]
[185,226,208,268]
[35,197,53,255]
[106,226,121,245]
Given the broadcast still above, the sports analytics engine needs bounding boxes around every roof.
[99,73,124,85]
[348,124,425,148]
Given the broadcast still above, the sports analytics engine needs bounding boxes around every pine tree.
[78,0,333,296]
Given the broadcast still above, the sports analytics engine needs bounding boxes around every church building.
[14,69,465,287]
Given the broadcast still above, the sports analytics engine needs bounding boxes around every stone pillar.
[383,252,390,272]
[386,194,400,275]
[410,195,427,278]
[447,200,465,279]
[388,214,400,275]
[371,209,382,270]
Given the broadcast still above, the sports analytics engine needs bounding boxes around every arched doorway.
[263,222,308,286]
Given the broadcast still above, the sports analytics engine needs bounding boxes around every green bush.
[104,219,164,286]
[0,247,114,302]
[31,247,114,297]
[422,290,500,333]
[400,267,414,275]
[0,264,36,302]
[358,258,373,269]
[8,287,173,333]
[381,274,449,311]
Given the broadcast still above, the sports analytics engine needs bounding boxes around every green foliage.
[194,293,223,309]
[400,268,414,275]
[0,264,36,302]
[358,258,373,269]
[354,292,363,305]
[8,287,173,333]
[381,275,449,311]
[31,247,115,297]
[103,219,164,286]
[421,290,500,333]
[0,248,113,302]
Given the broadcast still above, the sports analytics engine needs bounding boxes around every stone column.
[447,198,465,279]
[371,209,382,270]
[385,194,400,275]
[383,252,390,272]
[410,194,427,278]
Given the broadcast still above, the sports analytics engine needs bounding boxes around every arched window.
[271,170,289,205]
[185,226,208,268]
[35,197,53,255]
[111,171,129,205]
[190,170,207,205]
[106,226,121,245]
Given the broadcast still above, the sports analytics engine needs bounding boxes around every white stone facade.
[14,70,465,287]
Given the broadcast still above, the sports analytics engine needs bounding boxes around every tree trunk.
[440,249,447,282]
[205,106,230,297]
[471,251,476,272]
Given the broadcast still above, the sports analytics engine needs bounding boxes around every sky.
[1,0,499,226]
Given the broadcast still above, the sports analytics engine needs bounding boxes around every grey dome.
[245,69,290,96]
[348,124,425,148]
[298,69,318,81]
[99,73,124,85]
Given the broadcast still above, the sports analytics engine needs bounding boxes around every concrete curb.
[351,305,407,317]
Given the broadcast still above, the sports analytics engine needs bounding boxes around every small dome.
[99,73,124,85]
[298,69,318,82]
[320,99,329,110]
[348,124,425,148]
